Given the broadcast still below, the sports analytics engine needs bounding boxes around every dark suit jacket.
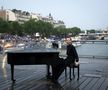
[66,44,79,64]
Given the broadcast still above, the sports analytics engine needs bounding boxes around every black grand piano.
[7,49,59,82]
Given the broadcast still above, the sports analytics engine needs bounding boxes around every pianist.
[65,37,79,66]
[50,37,79,83]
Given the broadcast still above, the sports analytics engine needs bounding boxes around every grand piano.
[7,49,59,82]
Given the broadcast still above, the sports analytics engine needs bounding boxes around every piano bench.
[65,63,80,80]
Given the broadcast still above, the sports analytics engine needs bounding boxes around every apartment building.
[0,8,65,27]
[0,8,16,21]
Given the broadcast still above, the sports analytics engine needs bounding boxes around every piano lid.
[6,48,59,53]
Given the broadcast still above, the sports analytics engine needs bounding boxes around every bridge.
[79,32,108,40]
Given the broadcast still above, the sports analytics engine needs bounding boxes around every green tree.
[0,18,9,33]
[8,21,22,35]
[23,19,36,35]
[23,19,54,37]
[69,27,81,36]
[0,17,82,37]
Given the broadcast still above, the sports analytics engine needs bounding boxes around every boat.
[4,43,25,53]
[72,42,82,47]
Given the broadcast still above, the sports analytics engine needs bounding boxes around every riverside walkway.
[0,54,108,90]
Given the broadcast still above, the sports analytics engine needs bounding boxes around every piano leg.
[46,65,51,79]
[11,64,16,83]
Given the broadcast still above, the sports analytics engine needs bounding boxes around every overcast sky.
[1,0,108,30]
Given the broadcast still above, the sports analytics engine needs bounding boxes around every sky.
[1,0,108,30]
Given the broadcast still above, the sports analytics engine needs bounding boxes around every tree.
[0,18,9,33]
[23,19,54,37]
[8,21,23,35]
[69,27,81,36]
[89,29,96,33]
[23,19,36,35]
[0,18,82,37]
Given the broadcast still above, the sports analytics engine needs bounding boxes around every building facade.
[0,8,65,27]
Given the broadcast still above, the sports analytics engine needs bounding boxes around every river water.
[77,36,108,58]
[59,36,108,58]
[76,43,108,58]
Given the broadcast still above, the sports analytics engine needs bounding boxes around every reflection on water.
[2,54,7,68]
[0,54,8,79]
[1,67,7,79]
[76,43,108,57]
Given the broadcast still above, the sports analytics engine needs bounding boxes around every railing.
[73,40,108,44]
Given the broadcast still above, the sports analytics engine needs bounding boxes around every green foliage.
[0,18,10,33]
[87,29,95,33]
[8,21,22,35]
[54,26,81,37]
[23,19,54,37]
[0,18,81,37]
[69,27,81,36]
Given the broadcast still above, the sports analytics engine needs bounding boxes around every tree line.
[0,18,81,38]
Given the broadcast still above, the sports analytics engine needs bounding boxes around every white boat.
[4,43,25,53]
[4,47,24,53]
[16,43,25,48]
[72,42,82,47]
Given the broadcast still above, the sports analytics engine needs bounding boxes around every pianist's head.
[65,37,72,45]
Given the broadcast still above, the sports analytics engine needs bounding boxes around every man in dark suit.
[50,37,79,83]
[65,37,79,66]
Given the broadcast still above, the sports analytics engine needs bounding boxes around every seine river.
[60,36,108,58]
[76,43,108,58]
[76,36,108,58]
